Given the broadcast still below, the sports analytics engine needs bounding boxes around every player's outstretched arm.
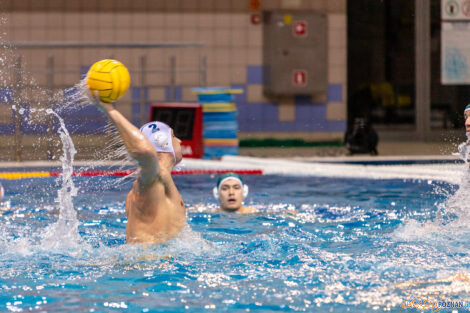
[89,90,158,184]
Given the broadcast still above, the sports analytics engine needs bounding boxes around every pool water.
[0,173,468,312]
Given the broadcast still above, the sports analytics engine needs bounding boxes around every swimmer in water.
[213,173,257,213]
[465,104,470,133]
[88,90,186,244]
[458,104,470,162]
[0,182,3,202]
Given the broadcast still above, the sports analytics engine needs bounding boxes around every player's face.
[171,130,183,164]
[465,113,470,133]
[219,179,243,211]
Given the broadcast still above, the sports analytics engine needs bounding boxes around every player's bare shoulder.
[238,206,258,214]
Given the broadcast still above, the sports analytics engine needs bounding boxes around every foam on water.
[348,141,470,308]
[0,172,461,312]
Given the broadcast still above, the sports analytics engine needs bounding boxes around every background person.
[458,104,470,161]
[213,173,257,213]
[465,104,470,134]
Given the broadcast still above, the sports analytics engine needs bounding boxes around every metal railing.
[0,42,206,161]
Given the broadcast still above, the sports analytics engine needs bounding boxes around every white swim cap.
[140,121,176,162]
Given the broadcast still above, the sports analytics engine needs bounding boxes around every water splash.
[393,135,470,242]
[40,109,81,250]
[456,132,470,163]
[431,137,470,228]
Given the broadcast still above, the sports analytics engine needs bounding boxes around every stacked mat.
[192,87,243,159]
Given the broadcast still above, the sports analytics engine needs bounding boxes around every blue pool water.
[0,173,468,312]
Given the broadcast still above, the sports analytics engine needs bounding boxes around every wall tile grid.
[238,10,347,132]
[326,13,347,122]
[2,0,346,136]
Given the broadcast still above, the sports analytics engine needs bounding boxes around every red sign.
[293,21,307,37]
[293,70,307,86]
[250,13,262,25]
[250,0,261,11]
[149,103,203,158]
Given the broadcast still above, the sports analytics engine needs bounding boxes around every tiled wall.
[1,0,347,140]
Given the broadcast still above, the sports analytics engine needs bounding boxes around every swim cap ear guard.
[213,184,249,200]
[153,132,170,150]
[139,121,177,163]
[213,173,249,200]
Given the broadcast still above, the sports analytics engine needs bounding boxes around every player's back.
[125,173,186,244]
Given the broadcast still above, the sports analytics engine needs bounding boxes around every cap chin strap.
[213,184,249,199]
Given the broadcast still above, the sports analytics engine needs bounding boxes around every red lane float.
[171,169,263,175]
[0,169,263,180]
[49,170,134,177]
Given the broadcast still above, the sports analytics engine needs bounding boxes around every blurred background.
[0,0,464,160]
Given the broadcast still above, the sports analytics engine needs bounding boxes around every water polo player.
[88,90,186,244]
[465,104,470,134]
[458,104,470,161]
[214,172,257,213]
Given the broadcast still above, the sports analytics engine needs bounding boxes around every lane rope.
[0,169,263,180]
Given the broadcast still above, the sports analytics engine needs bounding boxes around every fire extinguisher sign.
[293,21,307,37]
[293,70,307,86]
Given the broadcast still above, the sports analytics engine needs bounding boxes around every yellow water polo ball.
[86,59,130,103]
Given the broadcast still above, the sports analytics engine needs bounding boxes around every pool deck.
[0,141,462,166]
[239,141,459,159]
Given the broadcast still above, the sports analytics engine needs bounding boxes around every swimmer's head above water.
[140,121,183,165]
[465,104,470,134]
[459,105,470,161]
[213,173,256,213]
